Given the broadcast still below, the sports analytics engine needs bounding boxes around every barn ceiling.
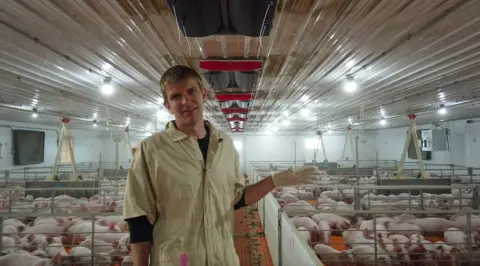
[0,0,480,134]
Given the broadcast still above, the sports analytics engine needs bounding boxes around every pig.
[444,228,472,250]
[69,246,112,266]
[1,236,16,251]
[351,245,391,266]
[296,227,311,244]
[317,220,331,244]
[0,252,62,266]
[79,237,115,253]
[23,223,65,237]
[283,200,315,215]
[385,221,422,236]
[313,244,355,266]
[311,213,351,230]
[407,218,452,233]
[121,256,133,266]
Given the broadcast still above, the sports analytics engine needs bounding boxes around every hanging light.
[438,104,447,115]
[380,119,387,125]
[31,108,38,118]
[101,77,114,95]
[93,119,97,127]
[344,74,357,92]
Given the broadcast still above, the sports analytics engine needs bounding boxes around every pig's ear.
[27,233,35,242]
[55,218,64,226]
[97,219,109,226]
[109,223,116,230]
[52,252,62,263]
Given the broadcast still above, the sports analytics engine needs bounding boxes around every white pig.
[0,252,62,266]
[313,244,355,265]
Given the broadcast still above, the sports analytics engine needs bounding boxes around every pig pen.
[276,181,480,266]
[0,177,131,265]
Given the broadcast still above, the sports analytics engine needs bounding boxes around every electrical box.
[421,130,433,151]
[408,130,432,160]
[432,129,448,151]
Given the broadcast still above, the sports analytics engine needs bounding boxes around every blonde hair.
[159,65,204,102]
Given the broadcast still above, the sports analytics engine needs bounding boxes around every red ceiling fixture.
[221,108,249,114]
[215,93,254,101]
[200,60,263,72]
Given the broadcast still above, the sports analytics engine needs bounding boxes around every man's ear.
[164,101,173,114]
[202,88,207,100]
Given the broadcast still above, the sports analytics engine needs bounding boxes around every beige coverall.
[123,121,245,266]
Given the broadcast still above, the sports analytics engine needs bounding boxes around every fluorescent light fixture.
[93,123,97,127]
[344,81,357,92]
[380,119,387,125]
[346,60,355,68]
[102,63,112,71]
[93,113,98,119]
[380,108,386,116]
[148,101,152,105]
[344,75,357,92]
[438,108,447,115]
[438,92,445,99]
[101,77,114,95]
[283,110,289,116]
[301,108,310,117]
[301,95,309,102]
[282,120,290,126]
[348,117,353,124]
[32,113,38,118]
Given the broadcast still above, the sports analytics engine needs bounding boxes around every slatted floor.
[234,207,274,266]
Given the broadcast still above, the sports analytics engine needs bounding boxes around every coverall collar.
[165,120,220,142]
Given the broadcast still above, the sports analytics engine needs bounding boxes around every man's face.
[163,77,206,127]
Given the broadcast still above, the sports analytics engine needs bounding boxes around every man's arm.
[127,216,153,266]
[243,176,275,206]
[123,141,157,266]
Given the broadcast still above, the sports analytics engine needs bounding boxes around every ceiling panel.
[0,0,479,134]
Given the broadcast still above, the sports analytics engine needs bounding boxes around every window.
[59,136,75,165]
[304,138,321,150]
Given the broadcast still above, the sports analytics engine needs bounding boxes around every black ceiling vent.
[166,0,277,37]
[204,72,230,89]
[234,71,259,90]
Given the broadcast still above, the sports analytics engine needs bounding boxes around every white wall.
[375,119,479,168]
[232,131,378,172]
[2,118,479,171]
[0,120,145,170]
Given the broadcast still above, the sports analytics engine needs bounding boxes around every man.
[123,65,321,266]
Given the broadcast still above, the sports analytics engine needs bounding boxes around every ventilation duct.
[204,72,230,89]
[225,113,247,119]
[166,0,276,37]
[234,71,259,90]
[219,100,249,109]
[204,71,258,91]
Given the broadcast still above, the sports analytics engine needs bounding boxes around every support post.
[355,135,359,176]
[395,114,430,179]
[119,127,133,169]
[278,208,283,266]
[49,118,79,181]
